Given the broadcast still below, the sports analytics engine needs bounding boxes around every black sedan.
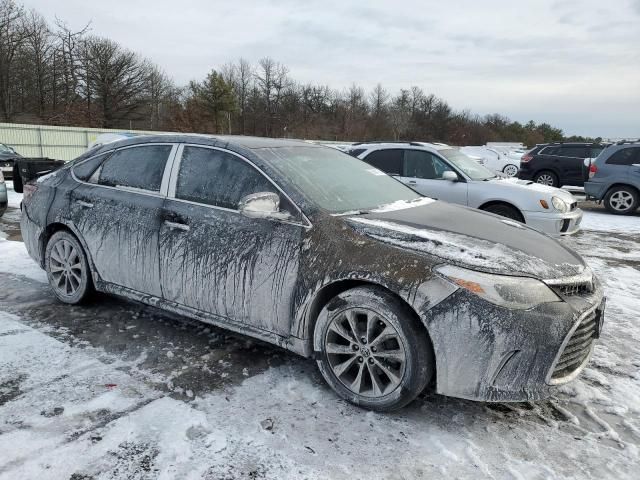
[20,135,605,410]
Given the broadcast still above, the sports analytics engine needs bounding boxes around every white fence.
[0,123,164,161]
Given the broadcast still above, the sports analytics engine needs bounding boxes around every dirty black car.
[21,135,605,411]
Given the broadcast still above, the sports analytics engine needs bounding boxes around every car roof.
[350,142,452,152]
[85,133,321,156]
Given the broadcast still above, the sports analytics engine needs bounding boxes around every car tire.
[502,164,519,177]
[534,170,559,187]
[45,231,93,304]
[481,203,524,223]
[604,186,639,215]
[314,286,434,411]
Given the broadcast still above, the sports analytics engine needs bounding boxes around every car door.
[158,145,305,336]
[558,145,588,184]
[398,149,468,204]
[603,147,639,181]
[70,143,175,297]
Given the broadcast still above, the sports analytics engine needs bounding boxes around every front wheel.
[314,286,434,411]
[481,203,524,223]
[604,186,638,215]
[45,231,93,304]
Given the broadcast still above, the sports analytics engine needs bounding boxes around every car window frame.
[605,147,640,166]
[361,148,404,175]
[167,143,311,228]
[402,148,460,181]
[71,143,179,199]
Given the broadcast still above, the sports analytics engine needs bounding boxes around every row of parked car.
[518,141,640,215]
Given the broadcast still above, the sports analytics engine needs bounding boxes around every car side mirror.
[239,192,292,221]
[442,171,458,182]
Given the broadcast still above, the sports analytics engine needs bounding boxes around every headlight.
[551,196,568,213]
[436,265,560,310]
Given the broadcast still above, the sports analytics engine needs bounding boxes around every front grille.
[550,309,599,381]
[553,281,594,296]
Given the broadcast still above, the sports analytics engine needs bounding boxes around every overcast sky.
[24,0,640,137]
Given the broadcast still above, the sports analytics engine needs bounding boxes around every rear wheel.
[314,286,433,411]
[604,186,638,215]
[502,164,519,177]
[534,170,559,187]
[45,231,93,304]
[481,203,524,223]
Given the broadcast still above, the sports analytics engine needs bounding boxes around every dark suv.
[519,143,606,187]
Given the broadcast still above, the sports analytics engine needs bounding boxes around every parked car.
[348,142,582,235]
[21,134,604,411]
[0,143,22,180]
[585,142,640,214]
[0,170,7,217]
[460,146,521,177]
[519,142,606,187]
[12,157,65,193]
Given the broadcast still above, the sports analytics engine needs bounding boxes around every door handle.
[164,220,190,231]
[407,180,417,185]
[76,200,94,209]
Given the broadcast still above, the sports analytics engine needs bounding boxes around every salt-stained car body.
[351,142,583,236]
[20,135,604,410]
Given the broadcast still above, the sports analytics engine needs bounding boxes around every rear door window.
[539,146,559,155]
[361,149,403,175]
[98,145,172,191]
[175,146,280,210]
[558,146,588,158]
[606,147,640,166]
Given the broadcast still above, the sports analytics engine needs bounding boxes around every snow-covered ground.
[0,191,639,479]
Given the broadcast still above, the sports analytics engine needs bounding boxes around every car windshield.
[263,146,422,213]
[0,144,12,153]
[439,148,496,180]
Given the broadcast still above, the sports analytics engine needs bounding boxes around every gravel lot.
[1,184,638,480]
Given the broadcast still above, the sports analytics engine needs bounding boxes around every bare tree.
[0,0,28,120]
[82,37,150,128]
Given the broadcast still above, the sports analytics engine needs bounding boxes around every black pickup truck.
[12,157,66,193]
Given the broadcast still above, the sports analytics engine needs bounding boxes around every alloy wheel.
[503,164,518,177]
[609,191,634,211]
[536,173,555,186]
[49,239,84,297]
[325,308,406,398]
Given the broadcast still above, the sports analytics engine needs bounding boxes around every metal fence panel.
[0,123,164,161]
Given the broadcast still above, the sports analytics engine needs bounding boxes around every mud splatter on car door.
[159,201,302,335]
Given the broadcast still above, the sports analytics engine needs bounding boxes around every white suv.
[348,142,582,236]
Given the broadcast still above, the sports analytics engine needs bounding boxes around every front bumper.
[1,165,12,179]
[523,207,583,236]
[421,282,604,402]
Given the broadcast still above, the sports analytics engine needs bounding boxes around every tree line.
[0,0,597,146]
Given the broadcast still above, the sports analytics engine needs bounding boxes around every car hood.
[0,152,21,161]
[485,177,576,203]
[345,200,585,280]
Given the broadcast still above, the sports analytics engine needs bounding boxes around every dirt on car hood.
[346,200,585,280]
